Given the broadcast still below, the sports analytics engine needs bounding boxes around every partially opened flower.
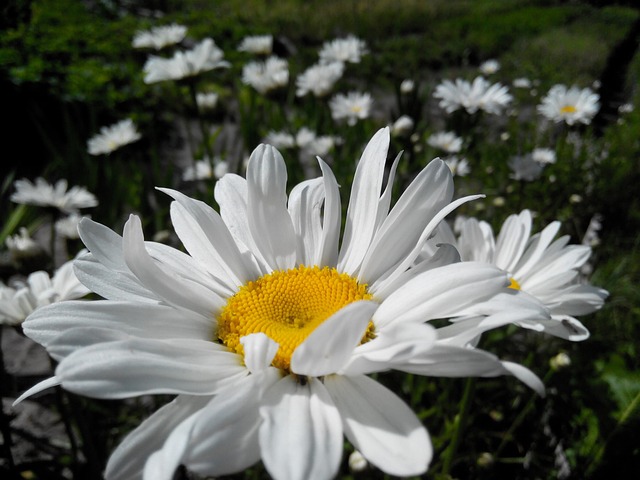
[319,35,368,64]
[132,24,187,50]
[442,210,608,341]
[0,258,89,326]
[296,62,344,97]
[19,129,548,480]
[87,119,141,156]
[479,59,500,75]
[55,213,86,240]
[238,34,273,55]
[531,148,556,165]
[434,76,512,115]
[5,227,44,260]
[11,178,98,213]
[182,158,228,181]
[329,91,373,126]
[242,56,289,94]
[427,131,463,153]
[143,38,229,84]
[195,92,219,111]
[537,84,600,125]
[263,131,296,149]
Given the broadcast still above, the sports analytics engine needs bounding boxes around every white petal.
[185,371,281,476]
[214,173,270,272]
[316,159,341,267]
[512,220,561,279]
[359,158,453,284]
[78,218,127,270]
[494,210,533,272]
[74,254,160,303]
[260,376,342,480]
[324,374,431,476]
[240,333,279,373]
[23,300,212,352]
[55,338,246,398]
[373,262,508,330]
[246,144,297,271]
[342,322,437,375]
[338,128,390,275]
[106,395,210,480]
[13,376,61,405]
[291,300,378,377]
[501,361,545,396]
[122,215,224,317]
[287,178,324,265]
[159,188,258,289]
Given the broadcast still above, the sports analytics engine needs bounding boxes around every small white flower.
[0,258,89,326]
[182,158,228,181]
[296,62,344,97]
[55,213,86,240]
[143,38,229,84]
[5,227,44,259]
[434,76,512,115]
[263,131,296,149]
[319,35,368,64]
[87,119,141,156]
[242,56,289,94]
[618,103,633,114]
[349,450,368,472]
[444,156,471,177]
[513,77,532,89]
[479,59,500,75]
[132,24,187,50]
[508,154,545,181]
[11,178,98,213]
[427,131,463,153]
[400,79,415,94]
[238,34,273,55]
[329,91,373,126]
[537,84,600,125]
[390,115,414,137]
[532,148,556,165]
[294,127,338,158]
[196,92,219,111]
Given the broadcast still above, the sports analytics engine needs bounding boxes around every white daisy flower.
[242,56,289,94]
[87,119,142,156]
[132,24,187,51]
[263,131,296,149]
[478,59,500,75]
[295,127,338,158]
[537,84,600,125]
[143,38,229,84]
[513,77,532,89]
[427,131,463,153]
[329,91,373,126]
[531,148,556,165]
[508,154,545,181]
[19,129,548,480]
[296,62,344,97]
[182,158,228,181]
[195,92,219,111]
[446,210,608,341]
[5,227,44,260]
[400,79,415,94]
[444,156,471,177]
[55,213,86,240]
[319,35,368,64]
[0,258,90,326]
[390,115,414,137]
[11,178,98,213]
[238,35,273,55]
[434,76,512,115]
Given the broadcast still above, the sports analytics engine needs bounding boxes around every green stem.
[441,378,476,476]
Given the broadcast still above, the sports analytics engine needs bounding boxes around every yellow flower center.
[217,265,374,372]
[508,277,521,290]
[560,105,577,114]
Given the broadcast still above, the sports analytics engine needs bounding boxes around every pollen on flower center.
[508,277,521,290]
[560,105,577,114]
[217,265,374,372]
